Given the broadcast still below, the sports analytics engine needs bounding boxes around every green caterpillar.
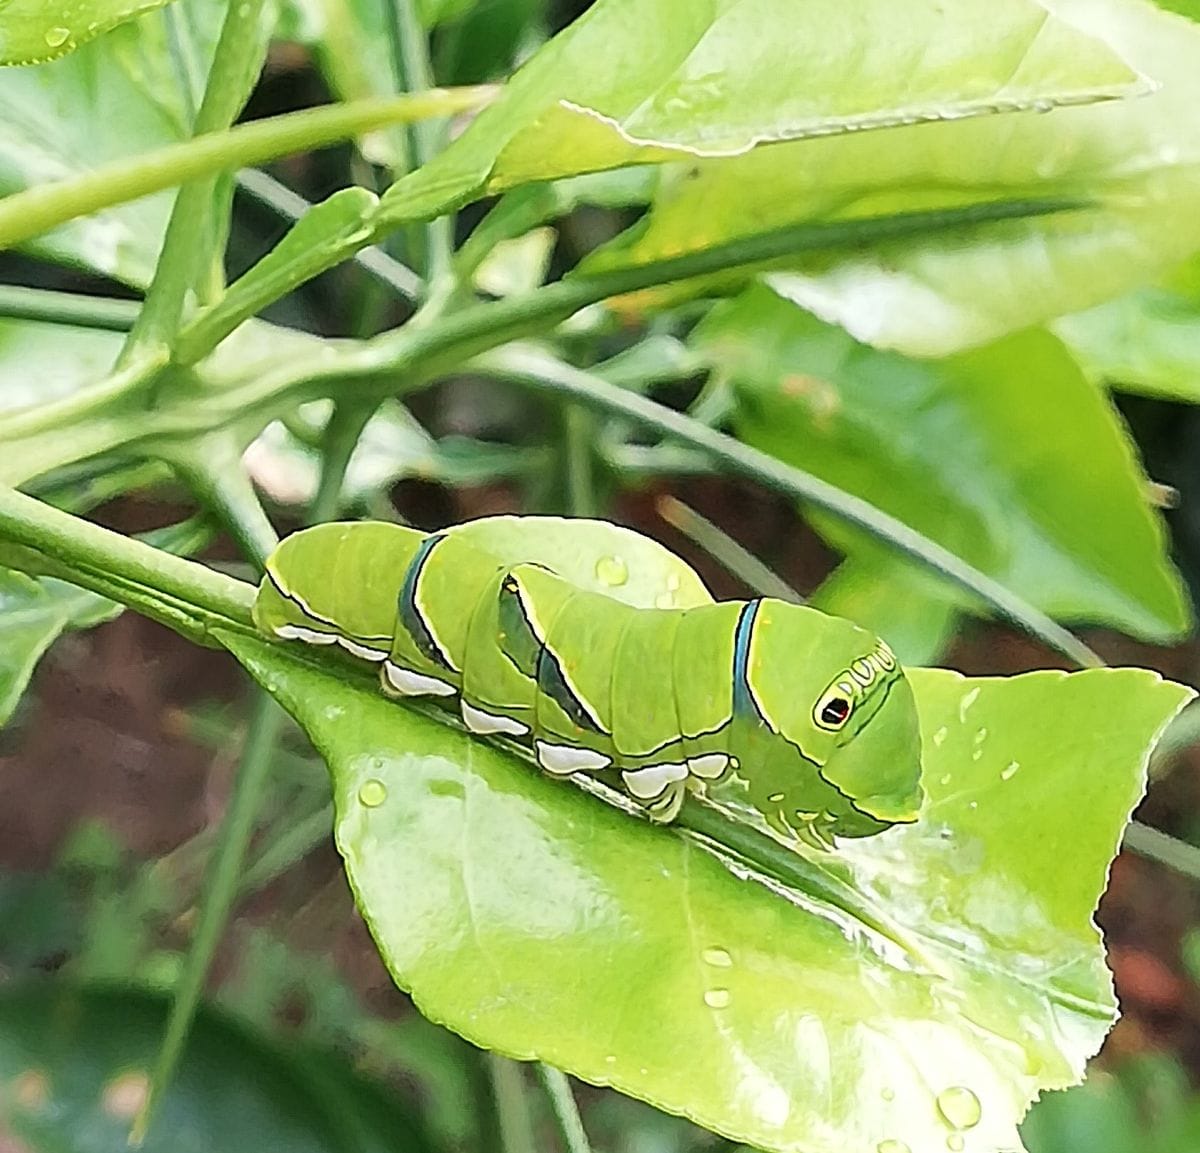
[253,516,923,843]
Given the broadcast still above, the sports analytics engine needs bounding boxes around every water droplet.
[604,1054,616,1064]
[877,1142,910,1153]
[595,556,629,587]
[972,750,983,761]
[1001,761,1020,781]
[881,1087,895,1102]
[937,1086,982,1131]
[959,688,981,721]
[968,801,978,810]
[933,726,948,747]
[358,779,388,807]
[703,988,731,1009]
[703,947,733,968]
[45,26,71,48]
[947,1138,965,1153]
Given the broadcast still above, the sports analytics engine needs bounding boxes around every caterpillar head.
[744,602,924,832]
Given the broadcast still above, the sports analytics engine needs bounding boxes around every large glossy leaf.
[589,0,1200,357]
[0,0,177,65]
[376,0,1138,226]
[224,627,1190,1153]
[0,983,432,1152]
[221,514,1191,1153]
[691,286,1190,641]
[0,0,224,283]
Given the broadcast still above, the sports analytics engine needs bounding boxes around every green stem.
[130,691,285,1145]
[487,1055,536,1153]
[120,0,271,364]
[0,285,140,331]
[657,494,802,603]
[0,485,254,638]
[310,403,375,524]
[564,406,598,517]
[471,343,1103,669]
[386,0,454,287]
[0,87,495,252]
[172,439,279,568]
[1123,821,1200,882]
[535,1065,593,1153]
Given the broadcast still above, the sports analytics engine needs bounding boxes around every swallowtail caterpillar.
[253,517,924,844]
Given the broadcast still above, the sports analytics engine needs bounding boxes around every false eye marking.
[461,700,530,737]
[536,741,611,776]
[813,639,900,731]
[382,662,457,698]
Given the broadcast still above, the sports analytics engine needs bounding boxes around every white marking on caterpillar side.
[336,636,388,662]
[536,741,611,776]
[276,624,337,645]
[622,762,689,801]
[687,753,730,781]
[382,662,456,698]
[461,701,529,737]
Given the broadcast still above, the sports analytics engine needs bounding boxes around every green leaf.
[0,982,434,1152]
[593,0,1200,356]
[0,0,224,283]
[1054,288,1200,402]
[377,0,1138,228]
[0,569,119,726]
[0,0,179,65]
[0,519,210,728]
[692,286,1191,641]
[219,515,1192,1153]
[173,186,380,364]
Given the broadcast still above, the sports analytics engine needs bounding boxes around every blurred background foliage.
[3,0,1200,1150]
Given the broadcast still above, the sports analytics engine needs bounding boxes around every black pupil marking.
[821,697,851,726]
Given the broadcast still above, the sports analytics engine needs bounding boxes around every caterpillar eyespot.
[255,517,924,843]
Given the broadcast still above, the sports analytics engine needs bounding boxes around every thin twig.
[535,1064,593,1153]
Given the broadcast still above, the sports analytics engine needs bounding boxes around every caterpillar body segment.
[254,518,924,842]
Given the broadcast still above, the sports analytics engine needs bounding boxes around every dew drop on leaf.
[595,556,629,587]
[703,988,731,1009]
[936,1086,982,1131]
[946,1137,965,1153]
[702,947,733,968]
[877,1141,910,1153]
[358,779,389,808]
[44,26,71,48]
[1002,761,1020,781]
